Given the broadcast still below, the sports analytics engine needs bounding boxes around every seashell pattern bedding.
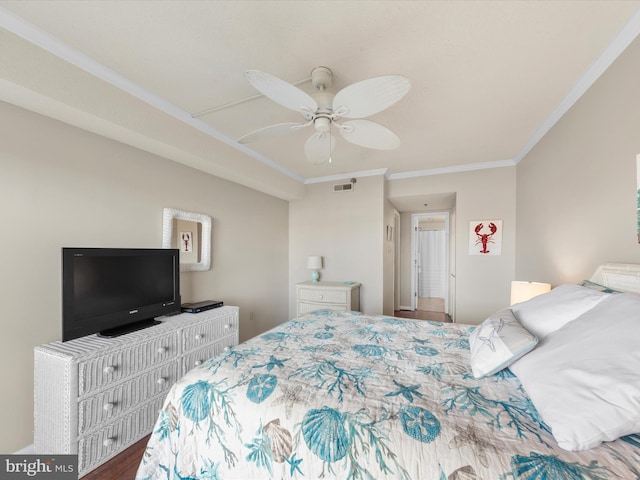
[135,310,640,479]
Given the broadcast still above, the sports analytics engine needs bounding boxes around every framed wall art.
[469,220,503,255]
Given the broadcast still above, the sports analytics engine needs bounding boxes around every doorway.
[412,212,450,314]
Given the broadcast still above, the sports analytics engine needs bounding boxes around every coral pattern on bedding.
[135,310,640,480]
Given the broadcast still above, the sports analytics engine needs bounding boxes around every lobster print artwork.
[475,222,497,253]
[180,231,193,252]
[469,220,503,255]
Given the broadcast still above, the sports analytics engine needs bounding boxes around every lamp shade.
[510,281,551,305]
[307,256,323,270]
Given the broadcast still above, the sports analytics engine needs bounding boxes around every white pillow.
[510,293,640,451]
[511,284,610,340]
[469,308,538,379]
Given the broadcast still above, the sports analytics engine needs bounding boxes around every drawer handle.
[194,360,203,366]
[157,346,168,354]
[103,366,115,375]
[103,437,115,448]
[195,333,203,340]
[103,402,115,412]
[319,294,324,300]
[157,377,167,385]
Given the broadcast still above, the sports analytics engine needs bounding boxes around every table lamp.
[307,256,323,282]
[510,280,551,305]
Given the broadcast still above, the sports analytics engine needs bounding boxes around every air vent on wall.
[333,178,356,192]
[334,183,353,192]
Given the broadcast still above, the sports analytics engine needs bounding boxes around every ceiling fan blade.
[304,132,335,165]
[339,119,400,150]
[245,70,318,117]
[333,75,410,119]
[237,122,307,144]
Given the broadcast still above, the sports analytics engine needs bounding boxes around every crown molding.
[304,159,516,184]
[386,159,515,181]
[304,168,389,184]
[513,7,640,163]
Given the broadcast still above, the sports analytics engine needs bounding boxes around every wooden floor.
[417,296,445,312]
[81,434,149,480]
[394,309,452,322]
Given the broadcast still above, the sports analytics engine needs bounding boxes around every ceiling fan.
[237,66,411,164]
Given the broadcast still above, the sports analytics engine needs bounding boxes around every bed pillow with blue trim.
[578,279,622,294]
[469,308,538,379]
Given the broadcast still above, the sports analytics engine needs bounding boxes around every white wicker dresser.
[34,306,239,476]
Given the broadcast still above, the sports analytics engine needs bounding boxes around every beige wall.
[289,176,385,316]
[516,36,640,283]
[0,101,289,453]
[388,166,517,324]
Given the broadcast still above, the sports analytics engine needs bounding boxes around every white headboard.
[590,263,640,294]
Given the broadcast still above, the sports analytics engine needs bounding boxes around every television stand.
[98,318,161,338]
[34,306,239,476]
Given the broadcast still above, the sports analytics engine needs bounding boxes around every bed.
[135,264,640,479]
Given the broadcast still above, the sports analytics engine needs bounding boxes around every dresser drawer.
[78,333,179,396]
[182,338,235,372]
[78,396,165,473]
[78,362,178,435]
[298,288,347,305]
[183,315,238,352]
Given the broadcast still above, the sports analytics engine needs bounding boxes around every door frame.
[411,211,450,313]
[393,209,401,311]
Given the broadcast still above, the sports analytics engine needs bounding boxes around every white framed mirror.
[162,208,212,272]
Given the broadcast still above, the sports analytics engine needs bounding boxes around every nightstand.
[296,281,361,315]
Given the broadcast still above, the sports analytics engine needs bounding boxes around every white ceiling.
[0,1,639,203]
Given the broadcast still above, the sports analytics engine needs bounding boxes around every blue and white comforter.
[136,310,640,479]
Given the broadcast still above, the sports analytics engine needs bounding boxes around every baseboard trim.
[398,306,413,311]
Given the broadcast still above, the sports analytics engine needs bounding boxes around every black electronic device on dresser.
[61,247,181,341]
[181,300,224,313]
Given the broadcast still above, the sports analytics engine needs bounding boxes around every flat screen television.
[62,247,181,342]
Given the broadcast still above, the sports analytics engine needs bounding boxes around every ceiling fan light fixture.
[314,116,331,133]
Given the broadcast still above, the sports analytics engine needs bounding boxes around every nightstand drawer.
[298,288,347,304]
